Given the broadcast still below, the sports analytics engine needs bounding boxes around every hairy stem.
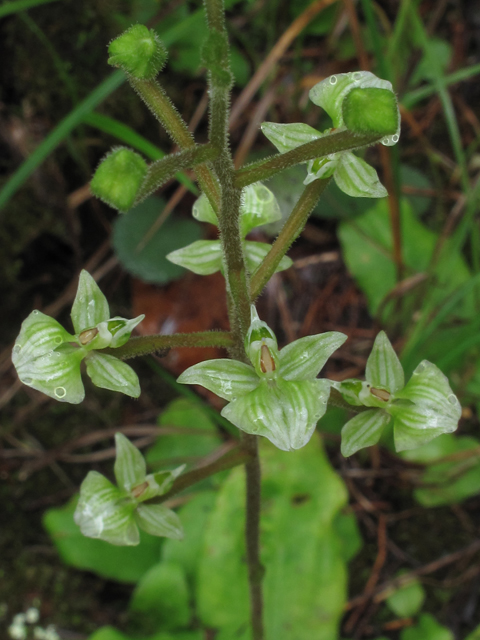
[235,130,381,188]
[104,331,234,360]
[251,178,331,300]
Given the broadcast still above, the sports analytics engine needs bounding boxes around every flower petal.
[334,152,387,198]
[366,331,404,393]
[12,311,74,370]
[279,332,347,380]
[240,183,282,236]
[85,352,140,398]
[221,379,330,451]
[114,433,147,492]
[166,240,223,275]
[192,193,218,226]
[244,241,292,274]
[71,270,110,334]
[74,471,139,546]
[135,504,184,540]
[177,359,259,401]
[389,402,459,452]
[261,122,322,153]
[341,409,391,457]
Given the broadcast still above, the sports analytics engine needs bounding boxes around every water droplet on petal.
[54,336,62,345]
[448,394,457,405]
[330,75,337,85]
[55,387,67,399]
[415,363,426,374]
[353,71,362,80]
[22,377,33,384]
[32,310,39,315]
[13,345,21,353]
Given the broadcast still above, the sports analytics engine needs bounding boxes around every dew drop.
[415,362,426,374]
[330,75,337,85]
[21,377,33,384]
[33,310,39,315]
[448,394,457,405]
[54,336,62,345]
[353,71,362,80]
[54,387,67,399]
[13,345,21,354]
[391,134,399,143]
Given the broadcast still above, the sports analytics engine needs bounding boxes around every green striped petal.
[389,402,459,453]
[240,183,282,236]
[85,352,140,398]
[366,331,404,393]
[244,241,293,274]
[334,152,387,198]
[15,344,85,404]
[309,71,395,129]
[192,193,218,226]
[392,360,461,431]
[279,332,347,380]
[74,471,139,546]
[114,433,147,492]
[261,122,322,153]
[135,504,184,540]
[71,270,110,334]
[177,359,259,401]
[304,154,339,184]
[341,409,391,457]
[12,311,74,370]
[166,240,223,275]
[107,315,145,348]
[221,379,330,451]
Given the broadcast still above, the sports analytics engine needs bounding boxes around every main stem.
[204,0,264,637]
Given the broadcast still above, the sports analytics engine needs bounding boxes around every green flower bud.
[342,87,399,137]
[108,24,167,80]
[91,147,148,213]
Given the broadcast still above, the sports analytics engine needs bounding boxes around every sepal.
[261,122,322,153]
[341,409,391,457]
[12,311,75,369]
[71,270,110,334]
[114,432,147,492]
[279,331,347,380]
[166,240,223,275]
[85,352,141,398]
[389,401,458,452]
[240,183,282,236]
[245,242,293,275]
[177,359,259,401]
[366,331,404,393]
[332,152,388,198]
[135,504,184,540]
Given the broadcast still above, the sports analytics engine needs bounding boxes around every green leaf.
[108,25,168,80]
[71,270,110,334]
[177,359,259,401]
[261,121,322,153]
[129,562,190,632]
[332,511,363,562]
[222,379,330,451]
[244,241,293,274]
[85,352,140,398]
[135,505,184,540]
[12,311,74,369]
[113,433,147,493]
[44,498,162,582]
[113,196,202,285]
[366,331,404,392]
[400,613,453,640]
[334,152,388,198]
[197,439,349,639]
[166,240,223,275]
[386,574,426,617]
[91,147,148,213]
[279,331,347,380]
[341,409,391,457]
[74,471,139,546]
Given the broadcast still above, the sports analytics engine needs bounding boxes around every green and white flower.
[262,71,400,198]
[334,332,461,456]
[178,306,346,451]
[167,183,293,276]
[12,270,144,404]
[74,433,184,546]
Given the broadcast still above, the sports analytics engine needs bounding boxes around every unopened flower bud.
[342,87,399,137]
[91,147,147,213]
[108,25,168,80]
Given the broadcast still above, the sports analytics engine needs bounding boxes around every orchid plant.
[12,7,462,640]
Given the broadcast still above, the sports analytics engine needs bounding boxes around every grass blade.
[0,0,60,17]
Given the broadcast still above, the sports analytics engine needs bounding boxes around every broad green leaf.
[261,122,322,153]
[386,574,426,617]
[366,331,404,392]
[177,359,259,401]
[399,432,460,464]
[244,241,293,274]
[129,562,190,632]
[15,345,85,405]
[389,402,458,452]
[87,627,130,640]
[393,361,461,422]
[12,311,74,369]
[85,352,140,398]
[135,505,183,540]
[332,511,363,562]
[44,498,162,583]
[113,433,147,492]
[113,197,202,285]
[400,614,453,640]
[147,398,221,469]
[71,270,110,334]
[240,183,282,236]
[197,439,349,639]
[192,193,218,225]
[74,471,139,546]
[222,379,330,451]
[464,623,480,640]
[334,152,387,198]
[166,240,223,275]
[279,331,347,380]
[341,409,391,457]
